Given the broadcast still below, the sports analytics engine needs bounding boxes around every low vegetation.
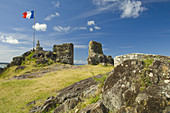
[139,57,154,90]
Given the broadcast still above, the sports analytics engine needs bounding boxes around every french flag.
[23,11,34,19]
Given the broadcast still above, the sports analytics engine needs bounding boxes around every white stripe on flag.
[26,11,32,19]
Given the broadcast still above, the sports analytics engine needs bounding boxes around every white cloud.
[79,27,87,30]
[91,0,146,19]
[52,1,60,8]
[120,0,146,18]
[0,35,19,44]
[12,27,29,32]
[45,12,60,21]
[32,23,47,31]
[94,26,101,30]
[89,28,94,32]
[75,45,88,49]
[87,21,95,26]
[53,26,71,32]
[93,0,118,5]
[0,44,32,62]
[74,60,87,64]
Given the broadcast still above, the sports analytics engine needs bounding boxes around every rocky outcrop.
[35,58,49,64]
[30,73,110,113]
[10,56,24,66]
[15,66,25,72]
[102,59,170,113]
[87,41,114,66]
[53,43,74,65]
[22,51,31,58]
[114,53,170,67]
[79,101,109,113]
[29,56,170,113]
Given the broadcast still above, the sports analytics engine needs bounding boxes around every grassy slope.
[0,64,113,113]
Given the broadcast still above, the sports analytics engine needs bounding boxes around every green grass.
[94,73,109,88]
[138,57,154,90]
[0,64,113,113]
[89,94,101,104]
[143,58,154,68]
[69,93,102,113]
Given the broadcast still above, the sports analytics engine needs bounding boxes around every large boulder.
[45,51,57,60]
[102,59,170,112]
[32,52,45,58]
[22,51,31,58]
[10,56,24,66]
[87,41,114,65]
[45,51,53,58]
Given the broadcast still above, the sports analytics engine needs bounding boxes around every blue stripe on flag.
[30,11,34,19]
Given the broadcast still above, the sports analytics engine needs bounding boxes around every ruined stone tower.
[87,41,114,65]
[53,43,74,65]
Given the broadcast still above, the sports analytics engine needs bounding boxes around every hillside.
[0,62,113,113]
[26,57,169,113]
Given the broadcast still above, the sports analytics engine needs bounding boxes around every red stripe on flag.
[23,12,27,18]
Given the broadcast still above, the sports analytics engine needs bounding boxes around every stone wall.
[53,43,74,65]
[114,53,170,66]
[87,41,114,65]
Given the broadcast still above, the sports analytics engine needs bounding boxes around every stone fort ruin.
[53,43,74,65]
[87,41,114,65]
[6,40,170,69]
[114,53,170,66]
[7,41,74,68]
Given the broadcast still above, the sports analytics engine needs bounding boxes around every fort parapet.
[114,53,170,66]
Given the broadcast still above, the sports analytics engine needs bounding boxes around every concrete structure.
[35,40,43,51]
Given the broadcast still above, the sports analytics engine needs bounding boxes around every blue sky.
[0,0,170,64]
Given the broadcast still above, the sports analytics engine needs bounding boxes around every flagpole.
[33,9,35,51]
